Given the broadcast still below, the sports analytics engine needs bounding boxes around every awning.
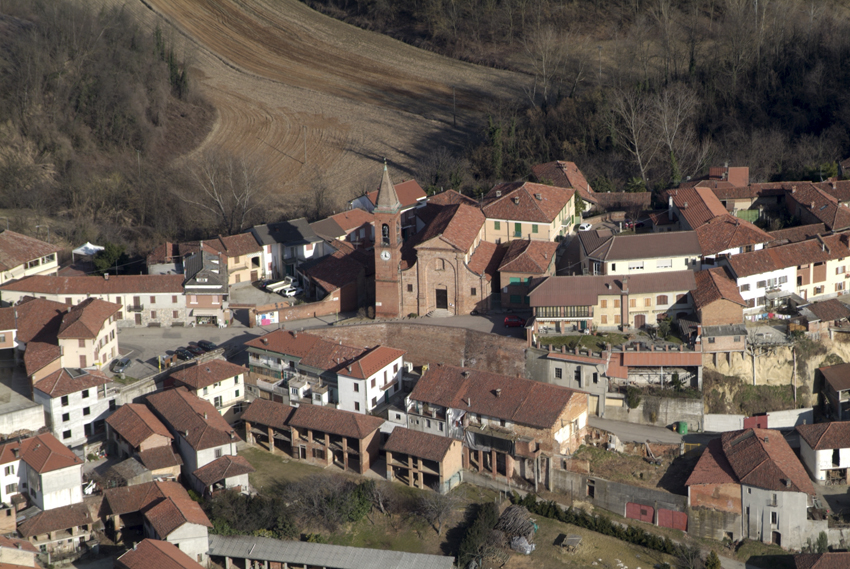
[191,308,223,316]
[72,242,104,256]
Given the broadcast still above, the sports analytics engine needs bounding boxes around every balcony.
[127,304,144,312]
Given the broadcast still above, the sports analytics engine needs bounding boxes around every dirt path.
[111,0,526,200]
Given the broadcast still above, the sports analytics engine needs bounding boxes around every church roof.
[374,163,402,214]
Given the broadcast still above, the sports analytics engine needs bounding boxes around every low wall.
[0,402,45,437]
[704,414,745,432]
[767,407,813,428]
[248,293,342,327]
[687,507,741,541]
[604,395,704,431]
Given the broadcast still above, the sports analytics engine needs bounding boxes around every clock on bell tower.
[373,161,403,319]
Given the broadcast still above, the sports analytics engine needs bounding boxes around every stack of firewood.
[495,505,536,544]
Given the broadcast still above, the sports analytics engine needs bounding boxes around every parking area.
[229,281,295,306]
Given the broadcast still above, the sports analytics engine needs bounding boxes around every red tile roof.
[619,351,703,367]
[686,438,738,486]
[692,267,747,311]
[146,387,240,451]
[384,427,458,463]
[0,536,37,553]
[593,192,651,212]
[580,230,702,261]
[366,180,427,210]
[427,190,478,207]
[103,481,211,536]
[240,399,295,430]
[34,367,111,399]
[17,503,91,537]
[814,180,850,203]
[414,203,485,253]
[23,342,61,376]
[117,538,205,569]
[694,214,772,256]
[16,432,83,473]
[665,187,729,228]
[482,181,574,224]
[529,272,696,307]
[145,496,212,537]
[821,363,850,393]
[466,241,504,282]
[106,403,173,448]
[0,307,15,332]
[343,346,406,380]
[796,421,850,451]
[146,242,181,266]
[170,360,247,390]
[13,297,68,344]
[329,209,375,233]
[530,161,597,205]
[289,405,384,439]
[302,250,365,293]
[299,339,367,374]
[410,364,581,429]
[244,330,322,359]
[787,184,850,230]
[804,298,850,323]
[205,234,262,258]
[766,224,827,247]
[192,454,255,486]
[0,230,58,272]
[498,240,558,275]
[56,297,119,339]
[794,552,850,569]
[137,446,183,471]
[729,232,850,278]
[0,274,184,295]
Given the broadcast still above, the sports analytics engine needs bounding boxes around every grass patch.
[542,333,628,353]
[240,446,326,492]
[734,384,796,415]
[327,513,431,553]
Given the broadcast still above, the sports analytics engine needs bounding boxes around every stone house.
[687,267,748,358]
[0,230,60,285]
[17,503,93,556]
[170,360,248,424]
[383,427,463,494]
[287,404,383,475]
[540,349,610,416]
[0,433,84,512]
[241,398,295,455]
[55,298,121,371]
[498,240,557,309]
[406,364,587,489]
[796,421,850,484]
[116,537,207,569]
[481,181,578,243]
[0,535,38,566]
[578,230,702,276]
[662,187,730,231]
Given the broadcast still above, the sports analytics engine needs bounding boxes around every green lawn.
[541,333,628,353]
[240,446,328,492]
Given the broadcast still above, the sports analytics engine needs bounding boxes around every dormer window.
[197,278,207,283]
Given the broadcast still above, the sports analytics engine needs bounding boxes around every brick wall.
[248,292,342,327]
[311,323,527,377]
[699,299,744,327]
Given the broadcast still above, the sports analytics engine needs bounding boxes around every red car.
[504,315,526,328]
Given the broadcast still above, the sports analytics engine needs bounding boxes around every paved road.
[590,417,718,446]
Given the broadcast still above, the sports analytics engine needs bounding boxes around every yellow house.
[481,182,577,243]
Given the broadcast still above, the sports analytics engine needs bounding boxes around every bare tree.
[365,480,393,516]
[653,85,710,182]
[183,149,269,235]
[608,88,662,184]
[418,490,458,537]
[523,25,567,105]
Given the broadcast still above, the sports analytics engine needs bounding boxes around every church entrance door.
[436,289,448,309]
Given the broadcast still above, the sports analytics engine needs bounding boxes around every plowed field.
[117,0,525,197]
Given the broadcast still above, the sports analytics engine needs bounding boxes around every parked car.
[110,357,131,374]
[174,348,193,361]
[198,340,217,352]
[579,223,593,231]
[186,345,205,357]
[282,287,303,298]
[504,315,526,328]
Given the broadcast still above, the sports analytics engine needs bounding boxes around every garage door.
[658,508,688,531]
[626,502,654,524]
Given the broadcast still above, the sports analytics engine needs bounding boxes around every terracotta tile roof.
[117,538,205,569]
[329,209,375,233]
[193,454,255,486]
[170,360,247,390]
[409,364,581,429]
[34,367,111,399]
[664,187,729,229]
[821,363,850,393]
[0,536,37,553]
[414,204,484,253]
[619,351,702,367]
[710,182,791,200]
[721,428,815,495]
[16,432,83,473]
[366,180,427,210]
[0,274,184,295]
[530,160,597,204]
[726,247,782,278]
[581,231,701,261]
[299,339,367,374]
[240,399,295,430]
[482,182,574,224]
[137,446,183,471]
[56,298,120,339]
[787,184,850,230]
[529,272,696,307]
[12,297,68,344]
[592,192,651,212]
[302,250,364,293]
[794,552,850,569]
[0,230,58,272]
[146,387,240,451]
[499,240,558,275]
[427,190,478,207]
[106,403,173,448]
[814,180,850,203]
[104,480,177,515]
[466,241,504,281]
[692,267,747,310]
[23,342,61,376]
[0,307,15,332]
[104,481,211,537]
[804,298,850,323]
[729,233,850,278]
[289,405,384,439]
[796,421,850,451]
[685,438,738,486]
[146,497,211,537]
[17,503,91,537]
[204,234,262,258]
[694,215,773,256]
[245,330,322,359]
[767,224,827,247]
[146,241,181,266]
[343,346,406,379]
[384,427,457,463]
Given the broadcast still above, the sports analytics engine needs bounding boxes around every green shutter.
[494,221,500,230]
[510,277,521,285]
[532,224,538,233]
[514,223,522,236]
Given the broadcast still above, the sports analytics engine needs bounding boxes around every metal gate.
[744,415,768,429]
[657,508,688,531]
[625,502,654,524]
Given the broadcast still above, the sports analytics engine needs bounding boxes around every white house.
[797,421,850,484]
[0,230,60,285]
[726,248,796,313]
[33,368,116,450]
[336,346,406,415]
[169,359,248,424]
[0,433,84,511]
[247,218,327,281]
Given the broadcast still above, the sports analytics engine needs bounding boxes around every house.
[248,218,327,281]
[350,176,427,240]
[687,267,748,357]
[785,184,850,231]
[102,481,211,564]
[192,454,254,498]
[58,297,121,370]
[106,458,153,488]
[481,181,577,243]
[530,160,596,213]
[136,447,183,482]
[686,428,818,548]
[13,297,67,382]
[287,404,384,474]
[539,348,610,416]
[797,421,850,484]
[528,272,695,333]
[245,329,322,382]
[406,364,588,488]
[33,367,116,449]
[0,433,84,512]
[170,360,248,424]
[310,209,375,247]
[819,363,850,420]
[116,538,207,569]
[0,274,188,328]
[203,234,264,285]
[694,215,772,262]
[662,187,729,231]
[605,347,704,390]
[336,346,406,415]
[796,298,850,339]
[383,427,463,494]
[241,398,295,456]
[577,230,702,276]
[183,251,229,326]
[498,240,557,309]
[793,552,850,569]
[0,535,38,566]
[299,247,367,309]
[106,403,174,461]
[17,503,93,556]
[145,388,243,493]
[0,230,60,284]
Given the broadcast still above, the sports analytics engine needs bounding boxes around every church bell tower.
[373,162,403,318]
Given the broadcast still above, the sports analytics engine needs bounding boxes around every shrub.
[458,502,499,567]
[705,550,721,569]
[625,386,642,409]
[86,453,98,462]
[816,530,829,554]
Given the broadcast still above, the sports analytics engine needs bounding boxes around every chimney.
[103,273,109,281]
[791,185,797,193]
[561,345,566,353]
[636,343,640,351]
[184,430,189,437]
[785,479,791,488]
[495,388,502,397]
[15,543,21,549]
[534,193,542,200]
[262,338,269,345]
[12,448,18,458]
[764,436,769,443]
[683,202,688,209]
[466,398,472,407]
[622,276,629,293]
[512,197,520,205]
[811,201,816,209]
[293,330,297,338]
[204,412,207,420]
[667,195,673,216]
[495,190,502,197]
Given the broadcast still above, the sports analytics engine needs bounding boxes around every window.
[61,396,69,407]
[771,511,778,525]
[5,484,16,494]
[172,295,178,303]
[656,295,668,305]
[173,311,179,318]
[426,419,431,428]
[109,400,116,410]
[371,397,377,406]
[532,224,538,234]
[734,336,741,342]
[235,389,240,398]
[600,300,607,308]
[383,371,388,384]
[779,275,788,284]
[203,387,209,396]
[81,389,89,399]
[79,355,87,368]
[614,315,621,324]
[838,266,847,275]
[150,296,156,304]
[837,282,846,292]
[514,222,522,236]
[407,284,413,292]
[393,364,398,374]
[214,448,223,458]
[644,298,652,307]
[757,296,766,306]
[600,314,608,324]
[611,263,616,272]
[628,261,644,270]
[676,294,685,303]
[629,299,636,308]
[212,295,220,305]
[4,466,13,476]
[592,373,598,384]
[214,396,222,408]
[555,368,562,379]
[494,221,500,230]
[740,283,750,292]
[354,402,360,411]
[371,378,376,388]
[574,367,581,382]
[62,430,71,440]
[151,310,156,319]
[708,337,716,344]
[439,422,444,431]
[655,259,673,269]
[353,384,360,392]
[83,407,90,416]
[757,280,766,289]
[190,295,197,304]
[78,339,85,348]
[614,299,620,308]
[747,488,752,494]
[471,287,477,296]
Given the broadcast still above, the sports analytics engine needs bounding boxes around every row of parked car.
[173,340,218,361]
[263,277,303,298]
